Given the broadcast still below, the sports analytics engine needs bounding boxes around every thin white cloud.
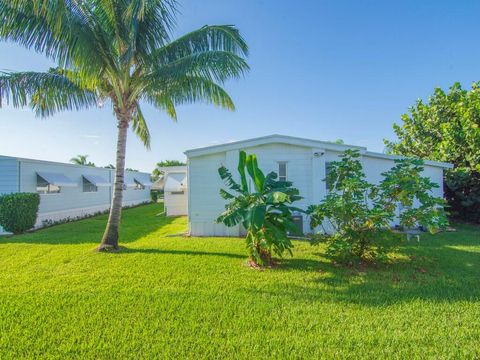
[82,134,101,139]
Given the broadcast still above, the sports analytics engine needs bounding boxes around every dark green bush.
[150,190,160,203]
[0,193,40,234]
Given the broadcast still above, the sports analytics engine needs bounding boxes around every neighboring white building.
[159,166,188,216]
[184,135,453,237]
[0,155,152,234]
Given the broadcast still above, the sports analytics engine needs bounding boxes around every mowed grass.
[0,204,479,359]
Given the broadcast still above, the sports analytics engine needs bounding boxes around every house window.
[171,191,185,195]
[36,175,60,194]
[82,177,97,193]
[278,162,287,181]
[134,179,145,190]
[325,161,332,191]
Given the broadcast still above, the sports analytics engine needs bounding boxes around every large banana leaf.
[216,150,305,266]
[245,154,265,192]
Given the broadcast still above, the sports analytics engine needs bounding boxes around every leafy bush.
[0,193,40,234]
[445,169,480,223]
[216,151,303,266]
[308,150,448,262]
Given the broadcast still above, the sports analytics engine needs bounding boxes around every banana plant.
[216,151,303,266]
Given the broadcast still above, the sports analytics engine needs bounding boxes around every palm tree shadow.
[119,247,246,259]
[0,204,176,245]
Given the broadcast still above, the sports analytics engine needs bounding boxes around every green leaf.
[246,154,265,192]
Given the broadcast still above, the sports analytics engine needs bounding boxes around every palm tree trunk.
[98,116,130,251]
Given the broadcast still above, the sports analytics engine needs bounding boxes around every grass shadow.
[251,223,480,305]
[119,247,245,259]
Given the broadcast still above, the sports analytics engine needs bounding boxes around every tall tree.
[152,159,186,181]
[70,154,95,167]
[0,0,249,250]
[385,82,480,222]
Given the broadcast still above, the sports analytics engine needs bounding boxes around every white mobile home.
[184,135,453,237]
[160,166,188,216]
[0,155,152,234]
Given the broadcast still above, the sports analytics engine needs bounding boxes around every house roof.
[184,134,453,169]
[0,154,151,175]
[156,166,187,173]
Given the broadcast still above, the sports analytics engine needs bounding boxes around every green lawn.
[0,203,479,359]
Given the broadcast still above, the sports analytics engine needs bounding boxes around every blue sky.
[1,0,479,172]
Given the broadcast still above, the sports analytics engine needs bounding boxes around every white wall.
[188,144,447,237]
[20,160,150,229]
[165,191,188,216]
[188,143,322,236]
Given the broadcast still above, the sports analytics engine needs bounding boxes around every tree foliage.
[216,151,303,266]
[308,150,448,262]
[70,154,95,167]
[385,82,480,222]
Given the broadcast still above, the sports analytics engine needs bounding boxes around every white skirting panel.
[189,221,240,237]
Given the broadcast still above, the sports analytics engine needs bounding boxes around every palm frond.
[0,0,111,72]
[147,50,249,84]
[144,75,235,112]
[125,0,177,60]
[131,104,151,149]
[0,70,97,117]
[144,24,248,65]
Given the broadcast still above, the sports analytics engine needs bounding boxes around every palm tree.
[0,1,249,251]
[70,154,95,167]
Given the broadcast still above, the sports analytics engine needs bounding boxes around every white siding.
[165,191,188,216]
[18,160,151,228]
[0,158,19,195]
[188,143,448,237]
[0,158,19,233]
[188,143,317,236]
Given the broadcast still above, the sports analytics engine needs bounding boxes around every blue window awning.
[82,174,111,187]
[36,172,77,187]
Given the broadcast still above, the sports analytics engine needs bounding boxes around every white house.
[0,155,152,234]
[184,134,453,237]
[160,166,188,216]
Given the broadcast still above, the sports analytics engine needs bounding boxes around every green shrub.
[150,190,160,203]
[0,193,40,234]
[308,150,448,262]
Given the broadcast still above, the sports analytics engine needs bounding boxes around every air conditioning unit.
[290,215,304,236]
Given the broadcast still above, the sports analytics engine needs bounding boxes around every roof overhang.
[363,152,454,169]
[184,134,367,158]
[184,134,453,169]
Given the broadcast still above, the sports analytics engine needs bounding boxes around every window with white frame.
[278,162,287,181]
[36,175,60,194]
[82,177,98,193]
[325,161,332,191]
